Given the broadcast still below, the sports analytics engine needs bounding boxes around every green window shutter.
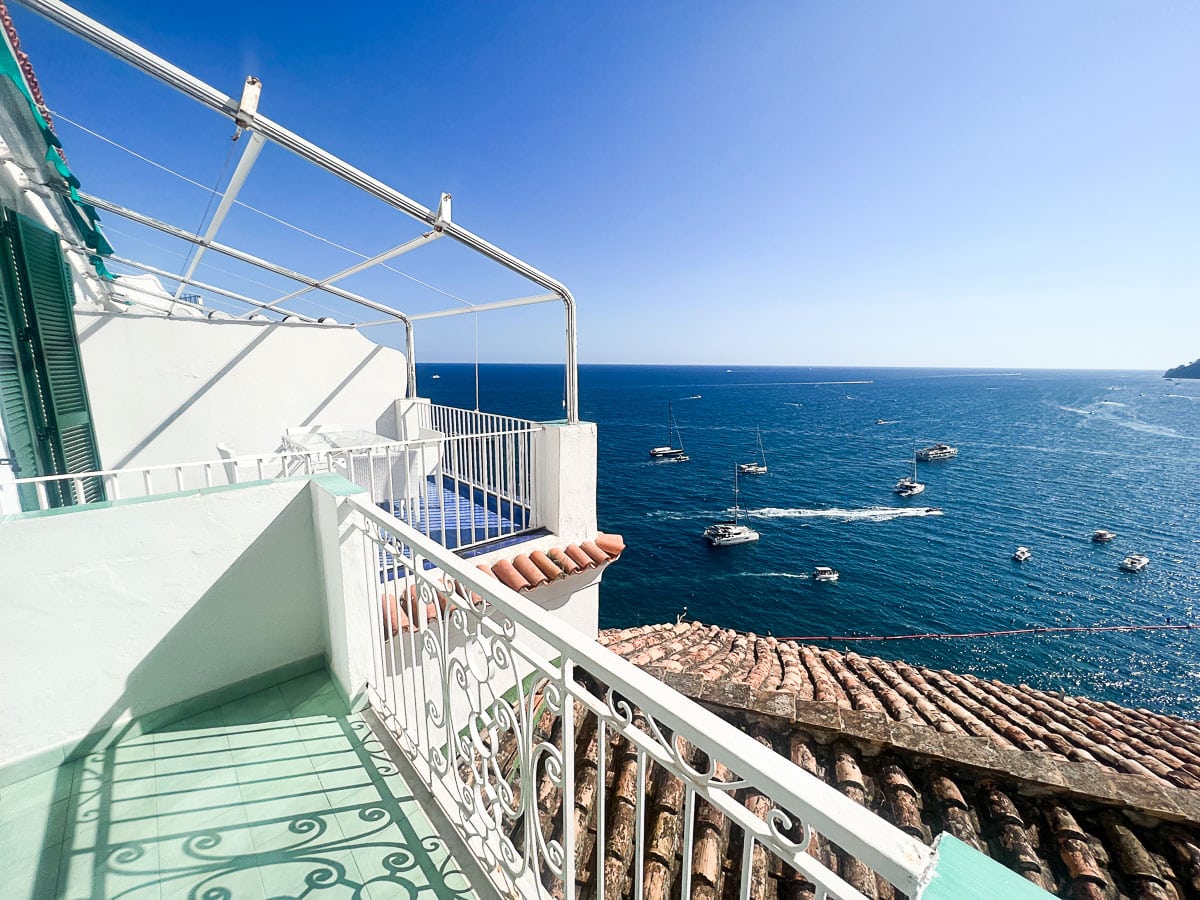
[0,208,104,508]
[0,231,41,510]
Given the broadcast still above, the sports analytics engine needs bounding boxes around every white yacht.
[650,400,688,460]
[1091,529,1116,543]
[704,466,760,546]
[893,445,925,497]
[1119,554,1149,573]
[1012,546,1032,562]
[738,426,767,475]
[916,443,958,461]
[813,566,840,582]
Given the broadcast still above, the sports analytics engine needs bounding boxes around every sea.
[419,364,1200,719]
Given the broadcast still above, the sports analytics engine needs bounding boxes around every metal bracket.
[234,75,261,129]
[434,192,452,231]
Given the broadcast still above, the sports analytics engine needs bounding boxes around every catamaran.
[738,426,767,475]
[893,445,925,497]
[704,466,759,545]
[649,400,689,461]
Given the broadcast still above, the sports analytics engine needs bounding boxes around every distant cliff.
[1164,359,1200,379]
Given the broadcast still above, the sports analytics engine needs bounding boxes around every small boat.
[916,443,958,461]
[1118,554,1149,573]
[704,466,760,546]
[1012,546,1032,562]
[431,374,441,379]
[893,445,926,497]
[875,419,899,425]
[650,401,689,460]
[738,426,768,475]
[813,566,839,582]
[1091,529,1116,543]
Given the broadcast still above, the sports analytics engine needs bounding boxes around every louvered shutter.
[0,208,104,507]
[0,227,40,510]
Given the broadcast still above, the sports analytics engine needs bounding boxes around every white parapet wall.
[74,311,410,472]
[0,479,330,771]
[534,421,598,545]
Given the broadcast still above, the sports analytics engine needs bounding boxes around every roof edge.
[651,667,1200,827]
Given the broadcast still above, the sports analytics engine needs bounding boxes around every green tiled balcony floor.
[0,671,477,899]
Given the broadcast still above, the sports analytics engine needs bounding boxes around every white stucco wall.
[0,480,327,769]
[74,311,409,472]
[535,421,598,544]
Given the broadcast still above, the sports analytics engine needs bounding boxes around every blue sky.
[13,1,1200,369]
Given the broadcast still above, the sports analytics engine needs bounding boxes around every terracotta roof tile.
[474,531,623,593]
[602,619,1200,792]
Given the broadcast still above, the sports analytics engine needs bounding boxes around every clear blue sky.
[13,1,1200,369]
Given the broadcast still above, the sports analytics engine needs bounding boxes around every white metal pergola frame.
[18,0,580,422]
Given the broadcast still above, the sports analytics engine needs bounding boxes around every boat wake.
[735,571,810,580]
[1060,404,1195,440]
[743,506,943,522]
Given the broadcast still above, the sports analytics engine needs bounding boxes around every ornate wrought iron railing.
[346,495,935,900]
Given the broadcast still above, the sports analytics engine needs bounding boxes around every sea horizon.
[422,363,1200,718]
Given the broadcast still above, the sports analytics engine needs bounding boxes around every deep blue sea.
[420,364,1200,718]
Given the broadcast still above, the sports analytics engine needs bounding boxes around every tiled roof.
[477,532,624,593]
[381,534,624,636]
[468,623,1200,898]
[599,621,1200,792]
[0,2,58,137]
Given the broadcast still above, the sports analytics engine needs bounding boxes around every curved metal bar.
[17,0,580,423]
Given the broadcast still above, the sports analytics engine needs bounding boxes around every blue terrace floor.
[0,670,478,899]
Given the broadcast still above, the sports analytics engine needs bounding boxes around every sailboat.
[738,426,767,475]
[704,466,760,545]
[649,401,689,461]
[893,444,926,497]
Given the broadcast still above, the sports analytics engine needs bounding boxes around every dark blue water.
[419,364,1200,717]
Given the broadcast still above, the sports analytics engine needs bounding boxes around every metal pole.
[77,191,413,326]
[174,128,267,297]
[251,229,443,314]
[17,0,579,423]
[108,255,315,321]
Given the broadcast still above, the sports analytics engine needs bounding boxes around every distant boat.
[1119,553,1149,573]
[650,401,689,460]
[431,374,441,379]
[875,419,900,425]
[813,566,839,582]
[893,445,926,497]
[916,443,958,461]
[1012,546,1032,562]
[1091,529,1116,543]
[738,426,767,475]
[704,466,759,546]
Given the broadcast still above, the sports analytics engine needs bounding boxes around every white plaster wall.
[74,311,409,472]
[535,422,597,544]
[0,480,327,769]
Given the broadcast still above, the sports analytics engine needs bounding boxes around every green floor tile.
[5,670,480,900]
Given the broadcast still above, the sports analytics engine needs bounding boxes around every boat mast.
[732,464,740,525]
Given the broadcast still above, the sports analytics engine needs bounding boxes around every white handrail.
[347,495,934,898]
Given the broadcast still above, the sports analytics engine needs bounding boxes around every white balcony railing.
[9,405,544,552]
[345,495,934,900]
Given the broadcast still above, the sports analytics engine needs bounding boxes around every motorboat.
[650,400,688,460]
[738,426,768,475]
[893,445,925,497]
[813,566,839,582]
[916,443,958,461]
[1091,529,1116,543]
[704,465,760,546]
[1118,554,1149,573]
[875,419,899,425]
[1012,546,1032,562]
